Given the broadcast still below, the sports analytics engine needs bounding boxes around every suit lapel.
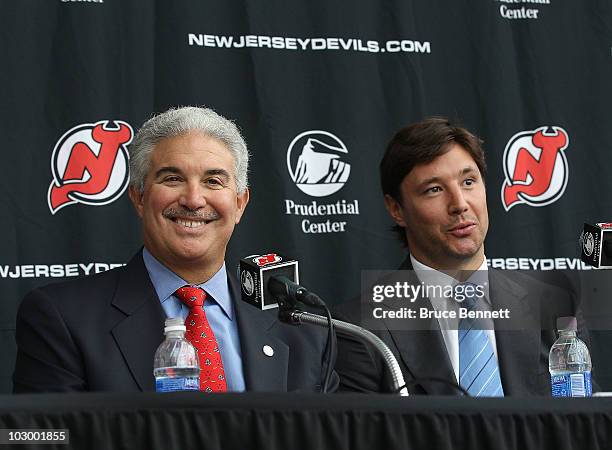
[386,328,457,394]
[110,252,166,391]
[489,269,541,396]
[386,257,456,394]
[231,277,289,391]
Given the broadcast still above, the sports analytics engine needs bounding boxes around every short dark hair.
[380,117,487,246]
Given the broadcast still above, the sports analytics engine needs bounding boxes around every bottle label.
[550,372,592,397]
[155,376,199,393]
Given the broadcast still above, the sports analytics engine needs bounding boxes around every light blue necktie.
[458,283,504,397]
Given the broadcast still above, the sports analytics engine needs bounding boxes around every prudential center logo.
[286,130,351,197]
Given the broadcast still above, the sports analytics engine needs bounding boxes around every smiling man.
[334,117,586,396]
[13,107,335,393]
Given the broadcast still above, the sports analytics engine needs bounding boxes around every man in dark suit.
[14,106,335,393]
[334,117,585,396]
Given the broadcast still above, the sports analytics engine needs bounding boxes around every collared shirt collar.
[142,247,234,320]
[410,254,491,304]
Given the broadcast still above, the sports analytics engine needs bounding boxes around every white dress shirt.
[410,254,500,383]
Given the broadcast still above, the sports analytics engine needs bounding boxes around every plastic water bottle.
[549,316,592,397]
[154,317,200,392]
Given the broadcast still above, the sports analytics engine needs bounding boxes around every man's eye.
[206,178,224,188]
[163,176,181,183]
[425,186,442,194]
[464,178,475,186]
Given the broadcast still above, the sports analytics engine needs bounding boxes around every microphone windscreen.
[239,253,299,310]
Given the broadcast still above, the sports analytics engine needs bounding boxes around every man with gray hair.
[14,106,335,393]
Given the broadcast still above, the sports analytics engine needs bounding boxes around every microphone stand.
[279,308,410,396]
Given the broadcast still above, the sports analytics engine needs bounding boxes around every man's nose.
[448,186,469,215]
[179,181,207,210]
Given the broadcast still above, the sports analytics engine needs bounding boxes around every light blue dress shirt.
[142,248,245,392]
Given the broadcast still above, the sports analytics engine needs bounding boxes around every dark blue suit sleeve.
[13,288,86,393]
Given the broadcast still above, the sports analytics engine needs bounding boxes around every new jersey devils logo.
[501,126,569,211]
[253,253,282,267]
[48,120,134,214]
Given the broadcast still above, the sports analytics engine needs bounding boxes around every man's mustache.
[162,207,220,221]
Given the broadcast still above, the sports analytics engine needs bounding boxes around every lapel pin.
[263,345,274,357]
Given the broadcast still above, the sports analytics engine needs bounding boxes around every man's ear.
[234,188,250,224]
[384,194,407,228]
[128,185,144,218]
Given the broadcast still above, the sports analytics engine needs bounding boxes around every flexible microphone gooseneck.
[268,276,336,393]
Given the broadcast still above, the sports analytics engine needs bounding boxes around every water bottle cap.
[557,316,577,331]
[164,317,186,333]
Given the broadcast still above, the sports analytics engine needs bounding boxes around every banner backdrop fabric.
[1,0,611,393]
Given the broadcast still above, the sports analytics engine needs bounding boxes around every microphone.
[580,223,612,268]
[239,252,336,393]
[238,253,300,310]
[238,252,409,396]
[268,276,327,307]
[238,253,324,308]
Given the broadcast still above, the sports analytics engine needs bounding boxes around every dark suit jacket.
[333,257,588,396]
[13,252,336,393]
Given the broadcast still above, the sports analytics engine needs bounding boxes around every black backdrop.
[1,0,612,393]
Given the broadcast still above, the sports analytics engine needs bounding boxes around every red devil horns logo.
[48,121,134,214]
[501,126,569,211]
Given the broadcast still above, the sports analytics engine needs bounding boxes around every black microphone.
[268,276,326,307]
[238,253,336,393]
[238,253,410,395]
[238,253,300,310]
[580,223,612,268]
